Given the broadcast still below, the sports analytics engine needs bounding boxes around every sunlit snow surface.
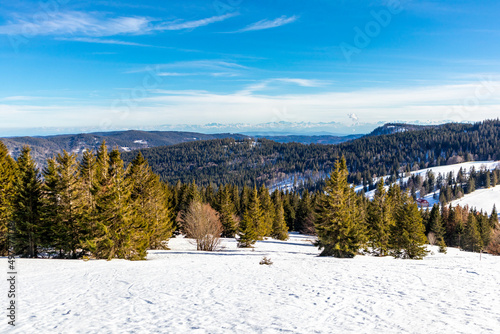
[6,233,500,334]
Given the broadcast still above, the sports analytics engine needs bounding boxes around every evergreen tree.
[271,191,289,240]
[78,149,97,245]
[314,157,366,258]
[463,212,482,252]
[0,141,16,255]
[367,180,394,256]
[295,189,315,234]
[12,147,43,257]
[428,204,444,241]
[389,191,428,259]
[490,205,498,228]
[237,187,262,248]
[258,185,274,238]
[89,149,135,259]
[216,185,238,238]
[42,151,85,258]
[127,152,174,252]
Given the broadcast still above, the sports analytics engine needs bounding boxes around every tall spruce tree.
[367,179,394,256]
[258,185,274,238]
[127,152,174,252]
[464,212,482,252]
[42,151,85,258]
[12,147,43,257]
[89,149,136,259]
[237,187,262,248]
[0,141,16,255]
[216,185,238,238]
[314,157,366,258]
[389,190,428,259]
[271,191,289,240]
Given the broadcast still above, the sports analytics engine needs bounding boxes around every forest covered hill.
[121,120,500,188]
[1,130,249,165]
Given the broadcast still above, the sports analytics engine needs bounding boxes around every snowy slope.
[3,233,500,334]
[410,161,500,179]
[450,184,500,215]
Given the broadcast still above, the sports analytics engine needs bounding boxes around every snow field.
[3,233,500,334]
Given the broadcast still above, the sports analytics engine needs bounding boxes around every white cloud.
[3,81,500,129]
[0,11,236,37]
[57,37,153,47]
[155,13,238,31]
[234,15,298,33]
[0,11,150,36]
[237,78,328,95]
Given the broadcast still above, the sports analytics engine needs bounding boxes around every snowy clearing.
[450,184,500,215]
[3,233,500,334]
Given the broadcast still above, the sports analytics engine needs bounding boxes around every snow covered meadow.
[5,233,500,334]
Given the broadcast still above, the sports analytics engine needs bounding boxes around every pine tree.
[389,191,428,259]
[295,189,315,234]
[12,147,43,257]
[428,204,444,241]
[78,149,97,245]
[127,152,174,252]
[237,187,261,248]
[0,141,16,255]
[216,185,238,238]
[490,205,498,228]
[463,212,482,252]
[271,191,289,240]
[258,185,274,238]
[42,151,85,258]
[367,180,394,256]
[89,149,135,260]
[314,157,366,258]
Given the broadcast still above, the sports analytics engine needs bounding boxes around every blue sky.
[1,0,500,135]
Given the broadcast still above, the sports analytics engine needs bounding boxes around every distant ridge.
[1,130,249,165]
[367,123,440,137]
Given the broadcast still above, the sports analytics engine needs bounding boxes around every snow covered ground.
[3,233,500,334]
[450,184,500,215]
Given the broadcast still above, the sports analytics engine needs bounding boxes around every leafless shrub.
[427,232,437,246]
[181,201,223,251]
[259,256,273,265]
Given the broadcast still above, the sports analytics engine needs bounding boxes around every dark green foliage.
[389,191,428,259]
[463,213,482,252]
[216,185,238,238]
[0,141,16,255]
[367,180,394,256]
[271,192,289,240]
[127,152,174,251]
[314,157,366,258]
[42,151,85,258]
[237,187,262,248]
[12,147,43,258]
[121,120,500,189]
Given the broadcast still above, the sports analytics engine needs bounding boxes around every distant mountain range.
[1,131,248,165]
[2,119,454,137]
[0,130,362,165]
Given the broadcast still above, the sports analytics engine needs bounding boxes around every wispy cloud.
[4,81,500,129]
[129,60,250,77]
[155,13,238,31]
[233,15,298,33]
[237,78,328,95]
[57,37,154,47]
[0,11,150,36]
[0,11,236,37]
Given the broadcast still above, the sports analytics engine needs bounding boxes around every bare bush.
[259,256,273,265]
[427,232,437,245]
[181,201,223,251]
